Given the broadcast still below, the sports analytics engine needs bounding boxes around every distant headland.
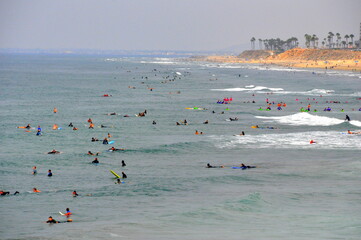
[192,27,361,71]
[191,48,361,71]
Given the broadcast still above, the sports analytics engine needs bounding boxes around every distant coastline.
[191,48,361,72]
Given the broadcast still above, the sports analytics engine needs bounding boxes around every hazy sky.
[1,0,360,51]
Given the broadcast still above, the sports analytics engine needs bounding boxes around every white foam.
[211,85,284,92]
[211,131,361,150]
[255,112,344,126]
[350,120,361,127]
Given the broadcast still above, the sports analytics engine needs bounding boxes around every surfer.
[122,160,126,167]
[206,163,215,168]
[152,120,156,125]
[203,120,209,124]
[32,166,37,175]
[122,172,127,179]
[107,133,112,138]
[36,129,42,136]
[240,163,256,169]
[64,208,72,217]
[68,122,73,127]
[33,188,41,193]
[310,140,316,144]
[109,146,123,151]
[87,151,98,156]
[53,108,57,113]
[46,216,58,223]
[25,124,31,129]
[47,169,52,177]
[72,191,78,197]
[103,138,109,144]
[345,115,351,121]
[48,149,60,154]
[348,130,361,134]
[92,158,99,164]
[0,190,10,196]
[91,137,99,142]
[240,131,245,135]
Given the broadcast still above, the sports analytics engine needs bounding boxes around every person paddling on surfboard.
[72,191,78,197]
[48,149,60,154]
[122,172,127,179]
[46,216,58,223]
[92,158,99,164]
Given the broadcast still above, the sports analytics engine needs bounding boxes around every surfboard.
[110,170,121,178]
[59,211,65,215]
[108,140,115,144]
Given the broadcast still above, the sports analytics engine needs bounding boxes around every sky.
[0,0,361,52]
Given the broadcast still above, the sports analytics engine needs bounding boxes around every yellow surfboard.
[110,170,121,178]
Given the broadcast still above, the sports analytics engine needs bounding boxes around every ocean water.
[0,54,361,240]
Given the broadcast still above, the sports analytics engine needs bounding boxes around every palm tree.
[328,32,334,48]
[344,35,349,48]
[304,34,311,48]
[311,34,316,48]
[350,34,354,47]
[322,41,325,48]
[250,37,256,50]
[315,36,319,48]
[336,33,341,48]
[327,36,332,48]
[341,41,347,48]
[258,39,263,50]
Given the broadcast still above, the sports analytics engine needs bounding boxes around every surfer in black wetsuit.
[345,115,351,121]
[206,163,215,168]
[92,158,99,164]
[122,172,127,178]
[121,160,126,167]
[48,149,60,154]
[46,216,58,223]
[0,190,10,196]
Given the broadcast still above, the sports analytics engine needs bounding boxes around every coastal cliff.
[194,48,361,71]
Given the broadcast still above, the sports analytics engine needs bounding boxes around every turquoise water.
[1,54,361,240]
